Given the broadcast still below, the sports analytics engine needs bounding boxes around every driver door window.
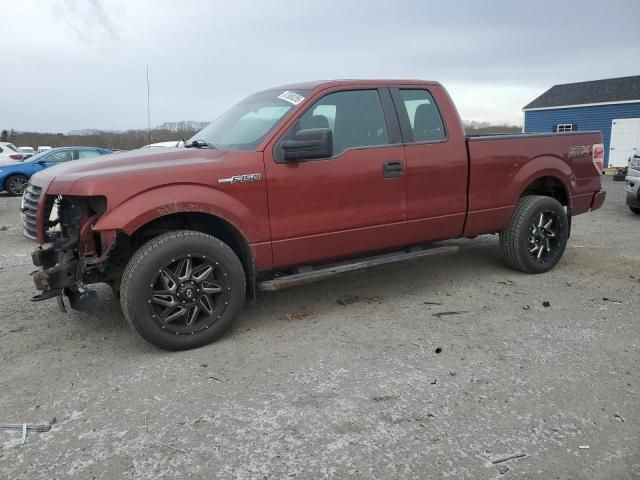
[281,89,390,159]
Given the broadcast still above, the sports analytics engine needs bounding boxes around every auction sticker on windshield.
[277,91,305,105]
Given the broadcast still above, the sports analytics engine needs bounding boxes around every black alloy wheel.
[500,195,569,274]
[120,231,246,350]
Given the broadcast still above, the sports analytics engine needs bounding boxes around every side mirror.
[281,128,333,162]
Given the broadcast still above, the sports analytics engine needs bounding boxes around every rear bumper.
[590,189,606,211]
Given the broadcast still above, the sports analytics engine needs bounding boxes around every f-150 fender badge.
[218,173,262,184]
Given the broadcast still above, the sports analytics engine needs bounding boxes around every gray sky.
[2,0,639,132]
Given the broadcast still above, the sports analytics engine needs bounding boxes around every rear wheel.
[5,174,28,196]
[120,231,245,350]
[500,195,569,274]
[630,206,640,215]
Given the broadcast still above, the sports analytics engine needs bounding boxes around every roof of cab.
[264,79,440,92]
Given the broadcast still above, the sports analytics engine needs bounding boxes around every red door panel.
[265,146,407,268]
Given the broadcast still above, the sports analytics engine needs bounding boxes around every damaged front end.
[29,192,121,312]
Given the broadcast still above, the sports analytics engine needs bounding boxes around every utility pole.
[146,65,151,146]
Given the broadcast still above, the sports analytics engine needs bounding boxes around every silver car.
[626,152,640,215]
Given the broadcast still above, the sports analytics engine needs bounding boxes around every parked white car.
[37,146,52,153]
[0,142,23,164]
[18,146,35,159]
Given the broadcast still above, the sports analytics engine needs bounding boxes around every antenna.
[146,65,151,146]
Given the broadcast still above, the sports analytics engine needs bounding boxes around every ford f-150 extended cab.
[24,80,606,350]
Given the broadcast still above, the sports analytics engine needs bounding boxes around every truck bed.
[463,131,603,236]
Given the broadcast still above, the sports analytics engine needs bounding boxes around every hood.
[34,147,230,195]
[49,147,228,179]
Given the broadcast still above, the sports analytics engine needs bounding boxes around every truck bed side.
[464,131,603,236]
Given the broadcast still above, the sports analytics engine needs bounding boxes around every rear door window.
[396,89,446,142]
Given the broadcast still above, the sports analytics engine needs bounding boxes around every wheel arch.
[129,211,254,278]
[519,175,570,207]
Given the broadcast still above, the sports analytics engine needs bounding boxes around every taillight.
[592,144,604,173]
[9,154,23,160]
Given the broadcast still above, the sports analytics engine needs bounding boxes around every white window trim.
[556,123,574,132]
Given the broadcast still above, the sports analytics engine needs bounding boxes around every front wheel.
[500,195,569,274]
[630,206,640,215]
[5,174,29,196]
[120,231,246,350]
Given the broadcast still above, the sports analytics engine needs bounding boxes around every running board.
[258,245,459,291]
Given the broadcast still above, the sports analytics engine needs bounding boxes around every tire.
[120,231,245,350]
[500,195,569,274]
[5,174,29,196]
[630,206,640,215]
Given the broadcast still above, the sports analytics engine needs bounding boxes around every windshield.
[188,89,310,151]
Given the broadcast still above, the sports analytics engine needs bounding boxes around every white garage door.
[609,118,640,168]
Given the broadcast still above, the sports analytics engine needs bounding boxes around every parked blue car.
[0,146,112,195]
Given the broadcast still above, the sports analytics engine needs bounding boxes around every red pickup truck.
[24,80,606,350]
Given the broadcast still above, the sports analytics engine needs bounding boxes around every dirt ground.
[0,177,638,479]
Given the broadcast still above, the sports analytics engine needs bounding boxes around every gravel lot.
[0,177,638,479]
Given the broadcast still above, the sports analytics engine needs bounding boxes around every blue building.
[523,76,640,168]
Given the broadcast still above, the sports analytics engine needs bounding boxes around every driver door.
[264,87,407,269]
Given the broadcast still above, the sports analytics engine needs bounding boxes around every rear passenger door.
[390,87,468,242]
[264,87,407,268]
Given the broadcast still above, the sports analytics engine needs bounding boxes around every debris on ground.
[542,301,551,308]
[523,305,531,310]
[491,452,526,464]
[602,297,623,304]
[371,395,397,402]
[0,422,53,445]
[614,413,625,422]
[432,311,466,318]
[336,295,382,306]
[578,445,590,449]
[423,301,443,305]
[0,226,8,231]
[497,280,514,285]
[497,464,509,474]
[435,347,442,354]
[281,310,314,321]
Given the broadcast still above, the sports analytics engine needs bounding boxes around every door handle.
[383,161,404,178]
